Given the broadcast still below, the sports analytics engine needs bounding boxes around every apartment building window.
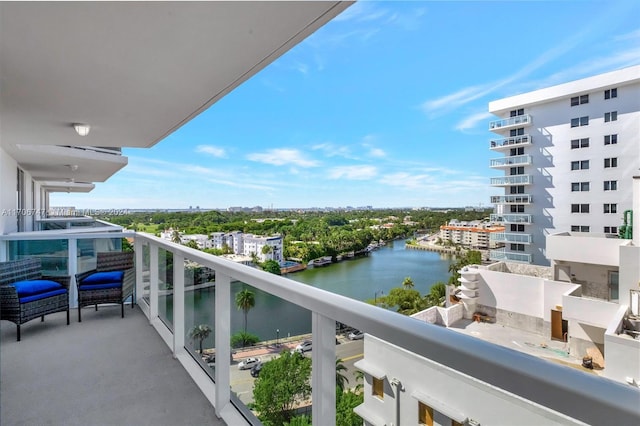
[571,225,590,232]
[604,157,618,168]
[604,203,617,214]
[510,185,525,194]
[372,377,384,399]
[510,147,524,156]
[570,94,589,106]
[571,182,590,192]
[511,224,525,232]
[510,108,524,117]
[571,160,589,170]
[604,134,618,145]
[570,116,589,127]
[604,88,617,99]
[604,226,618,234]
[570,138,589,149]
[510,127,525,137]
[418,402,434,426]
[510,166,524,175]
[510,205,525,213]
[604,180,617,191]
[510,243,525,251]
[604,111,618,122]
[571,204,590,213]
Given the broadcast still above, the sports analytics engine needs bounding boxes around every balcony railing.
[490,175,532,186]
[2,229,639,425]
[490,155,532,168]
[489,248,532,263]
[490,232,532,244]
[490,194,532,204]
[489,114,532,131]
[489,134,531,150]
[490,213,532,224]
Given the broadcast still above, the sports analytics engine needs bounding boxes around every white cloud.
[204,178,273,191]
[368,148,386,158]
[328,165,378,180]
[195,145,227,158]
[247,149,320,168]
[455,111,493,133]
[311,142,354,159]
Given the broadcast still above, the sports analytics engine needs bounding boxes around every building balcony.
[489,248,532,263]
[490,194,532,204]
[490,175,532,186]
[489,134,531,150]
[490,232,532,244]
[490,154,532,168]
[2,229,638,425]
[490,213,532,224]
[489,114,532,132]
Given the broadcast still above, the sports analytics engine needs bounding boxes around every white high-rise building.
[488,65,640,265]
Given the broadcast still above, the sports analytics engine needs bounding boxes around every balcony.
[490,194,532,204]
[490,213,532,224]
[490,154,532,168]
[489,248,532,263]
[490,232,532,244]
[489,114,532,131]
[2,229,639,425]
[489,134,531,150]
[490,175,532,186]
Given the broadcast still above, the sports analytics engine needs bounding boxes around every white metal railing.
[490,213,532,224]
[2,229,639,425]
[490,175,532,186]
[489,114,532,131]
[489,134,531,149]
[489,248,532,263]
[490,232,532,244]
[490,155,532,168]
[490,194,532,204]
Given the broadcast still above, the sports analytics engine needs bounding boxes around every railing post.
[134,237,144,306]
[312,312,336,425]
[68,237,78,308]
[149,242,159,321]
[173,252,185,358]
[214,272,231,418]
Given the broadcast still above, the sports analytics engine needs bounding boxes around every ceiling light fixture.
[73,123,90,136]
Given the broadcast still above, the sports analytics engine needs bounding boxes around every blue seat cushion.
[19,288,67,304]
[12,279,63,297]
[79,282,122,291]
[81,271,124,285]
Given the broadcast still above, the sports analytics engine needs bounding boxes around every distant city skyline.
[52,1,640,209]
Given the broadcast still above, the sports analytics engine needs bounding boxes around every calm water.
[171,239,453,347]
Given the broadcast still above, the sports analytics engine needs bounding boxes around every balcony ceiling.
[0,1,351,187]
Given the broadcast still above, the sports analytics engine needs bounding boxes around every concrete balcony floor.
[1,306,224,426]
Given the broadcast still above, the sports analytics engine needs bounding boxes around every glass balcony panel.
[76,237,123,273]
[490,195,532,204]
[490,233,532,244]
[490,214,532,224]
[489,134,531,150]
[489,114,532,131]
[8,239,69,276]
[490,175,532,186]
[158,248,174,330]
[141,242,150,304]
[490,155,532,168]
[489,249,532,263]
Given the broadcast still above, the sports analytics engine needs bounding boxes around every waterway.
[171,239,454,348]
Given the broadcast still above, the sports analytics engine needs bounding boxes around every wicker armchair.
[0,258,70,341]
[75,251,135,322]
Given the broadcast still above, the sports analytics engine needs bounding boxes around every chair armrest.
[0,283,19,299]
[42,275,71,290]
[75,270,97,287]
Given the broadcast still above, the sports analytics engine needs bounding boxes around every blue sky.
[53,1,640,210]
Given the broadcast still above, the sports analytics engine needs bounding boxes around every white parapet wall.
[604,305,640,386]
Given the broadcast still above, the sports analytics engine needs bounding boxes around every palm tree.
[402,276,415,289]
[354,370,364,394]
[188,324,212,354]
[235,289,255,335]
[336,358,349,392]
[171,229,181,244]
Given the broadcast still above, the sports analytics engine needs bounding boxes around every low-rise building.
[439,220,505,249]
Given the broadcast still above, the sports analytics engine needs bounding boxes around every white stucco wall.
[478,270,544,318]
[0,147,18,235]
[604,306,640,385]
[543,280,580,322]
[356,335,584,426]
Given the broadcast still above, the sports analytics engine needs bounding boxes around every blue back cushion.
[12,279,63,297]
[82,271,124,285]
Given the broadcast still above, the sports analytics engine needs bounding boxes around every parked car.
[238,357,261,370]
[348,330,364,340]
[250,363,263,377]
[295,340,312,353]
